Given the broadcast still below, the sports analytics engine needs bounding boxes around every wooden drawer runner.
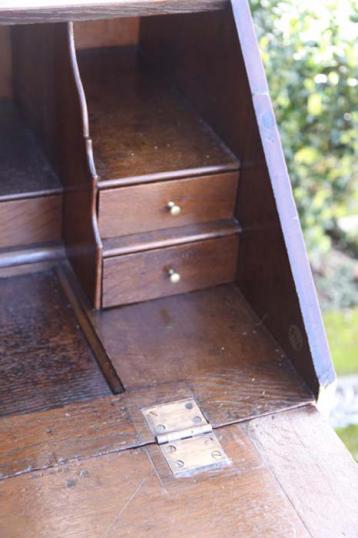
[98,172,238,238]
[102,235,239,307]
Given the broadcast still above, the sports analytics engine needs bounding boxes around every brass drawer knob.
[167,201,181,216]
[167,268,181,284]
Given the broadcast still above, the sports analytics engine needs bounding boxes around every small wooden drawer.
[102,235,239,307]
[98,172,238,238]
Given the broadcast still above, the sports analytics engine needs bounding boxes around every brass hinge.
[142,398,230,477]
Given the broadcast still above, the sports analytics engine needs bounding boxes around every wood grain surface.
[92,283,312,413]
[77,46,238,183]
[98,172,238,238]
[0,28,11,98]
[1,407,356,537]
[54,22,103,307]
[0,371,311,481]
[102,235,239,307]
[0,0,227,24]
[0,269,110,417]
[0,195,62,249]
[74,18,139,49]
[244,406,358,537]
[0,100,61,200]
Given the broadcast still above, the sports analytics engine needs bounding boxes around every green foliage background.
[251,0,358,257]
[250,1,358,459]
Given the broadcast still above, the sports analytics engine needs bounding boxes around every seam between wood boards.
[243,402,317,537]
[0,399,314,482]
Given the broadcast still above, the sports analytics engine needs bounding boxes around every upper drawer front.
[102,235,239,308]
[98,172,238,238]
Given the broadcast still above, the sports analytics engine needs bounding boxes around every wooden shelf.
[90,283,311,408]
[77,47,239,185]
[102,220,241,257]
[0,100,61,201]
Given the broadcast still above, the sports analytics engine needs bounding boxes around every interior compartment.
[0,27,62,251]
[76,42,238,184]
[0,13,327,419]
[71,18,243,308]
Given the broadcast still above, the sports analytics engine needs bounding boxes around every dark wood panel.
[0,269,111,417]
[0,195,62,249]
[55,23,103,307]
[140,5,334,395]
[0,100,61,200]
[0,396,138,480]
[1,408,356,537]
[0,371,311,481]
[57,265,123,394]
[0,426,311,538]
[103,219,241,257]
[7,410,358,537]
[0,28,11,98]
[77,46,238,184]
[102,235,239,307]
[0,0,227,24]
[0,425,312,537]
[10,24,102,306]
[74,18,140,49]
[244,406,358,537]
[99,172,238,238]
[92,283,311,407]
[0,383,189,480]
[11,24,59,163]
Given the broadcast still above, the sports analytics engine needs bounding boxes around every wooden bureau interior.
[0,12,322,422]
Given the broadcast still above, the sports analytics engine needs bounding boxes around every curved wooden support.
[56,22,102,308]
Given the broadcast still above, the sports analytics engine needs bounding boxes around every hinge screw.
[157,424,166,432]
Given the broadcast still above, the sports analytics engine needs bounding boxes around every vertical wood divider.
[10,22,102,307]
[56,22,102,308]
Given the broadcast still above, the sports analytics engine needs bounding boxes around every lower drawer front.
[102,235,239,307]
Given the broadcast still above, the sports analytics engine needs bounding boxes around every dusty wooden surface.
[78,46,238,184]
[0,269,110,417]
[0,406,356,537]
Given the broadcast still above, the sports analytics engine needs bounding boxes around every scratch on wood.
[106,476,147,537]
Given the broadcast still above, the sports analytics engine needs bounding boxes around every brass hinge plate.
[142,398,230,477]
